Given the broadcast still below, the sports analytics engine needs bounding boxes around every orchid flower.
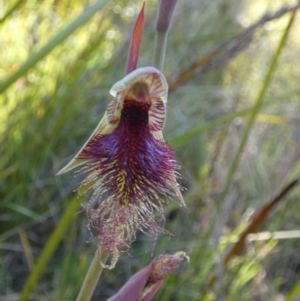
[57,2,184,269]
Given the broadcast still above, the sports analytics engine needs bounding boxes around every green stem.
[153,31,168,71]
[76,249,109,301]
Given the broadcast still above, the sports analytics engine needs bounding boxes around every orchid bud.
[156,0,178,33]
[107,252,189,301]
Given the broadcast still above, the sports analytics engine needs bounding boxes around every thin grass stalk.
[286,280,300,301]
[199,10,297,300]
[20,197,81,301]
[202,177,300,298]
[217,10,297,212]
[19,229,35,271]
[224,177,300,264]
[0,0,109,94]
[0,0,25,25]
[208,96,242,176]
[76,249,109,301]
[169,107,252,145]
[168,3,300,93]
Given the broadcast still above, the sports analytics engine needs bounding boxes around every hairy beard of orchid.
[57,67,185,269]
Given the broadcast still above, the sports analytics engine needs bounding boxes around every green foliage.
[1,0,300,300]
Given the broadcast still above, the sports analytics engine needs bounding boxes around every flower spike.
[57,3,185,269]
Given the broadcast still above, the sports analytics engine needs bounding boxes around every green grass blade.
[19,198,81,301]
[169,108,251,145]
[217,11,297,209]
[286,281,300,301]
[0,0,25,25]
[0,0,110,94]
[5,203,40,220]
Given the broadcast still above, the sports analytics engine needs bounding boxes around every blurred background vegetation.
[1,0,300,300]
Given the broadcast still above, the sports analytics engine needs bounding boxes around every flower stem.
[76,249,109,301]
[153,31,168,71]
[152,0,178,71]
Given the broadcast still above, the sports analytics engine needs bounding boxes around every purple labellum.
[81,103,178,202]
[79,102,179,264]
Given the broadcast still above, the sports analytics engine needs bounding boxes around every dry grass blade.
[225,178,300,264]
[169,2,300,92]
[202,178,300,297]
